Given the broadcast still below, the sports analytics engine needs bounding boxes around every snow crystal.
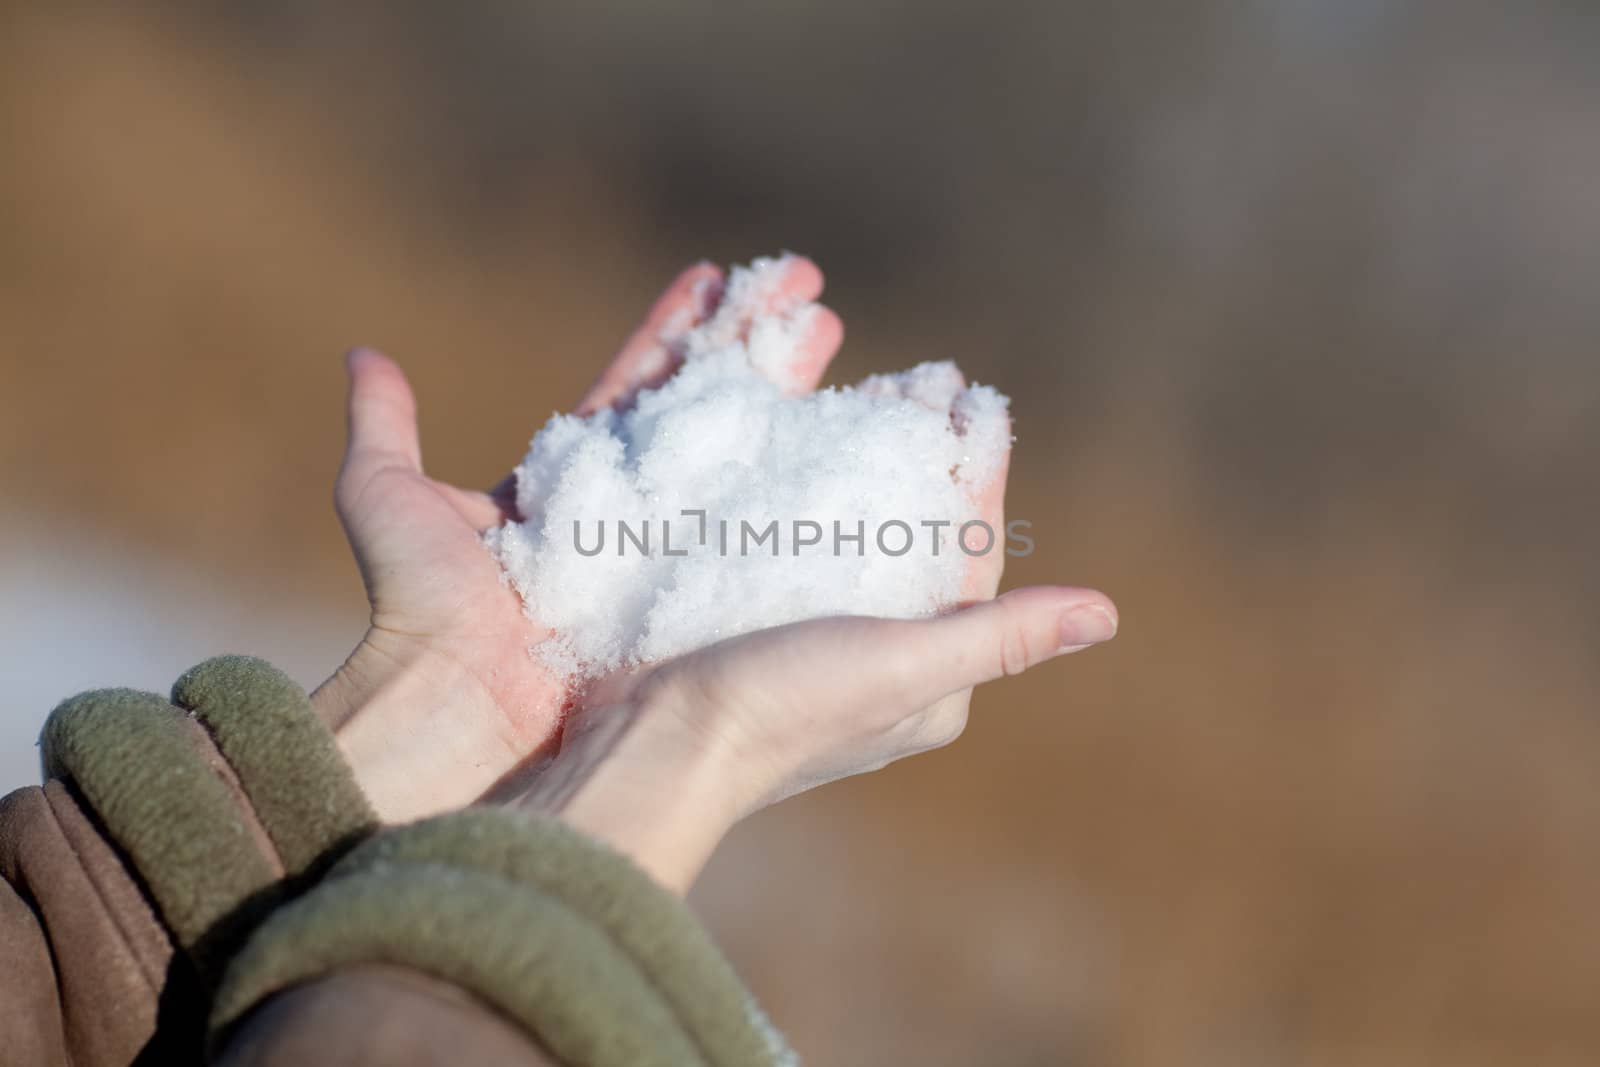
[486,254,1012,678]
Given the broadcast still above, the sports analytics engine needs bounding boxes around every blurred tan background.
[3,2,1598,1063]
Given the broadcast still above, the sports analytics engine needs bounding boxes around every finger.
[847,586,1117,712]
[342,347,422,481]
[576,261,724,416]
[696,253,830,385]
[628,254,827,394]
[504,258,835,517]
[918,439,1013,748]
[761,252,823,313]
[782,304,845,393]
[489,264,722,521]
[961,434,1011,601]
[684,584,1117,728]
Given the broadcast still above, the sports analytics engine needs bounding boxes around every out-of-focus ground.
[3,3,1598,1063]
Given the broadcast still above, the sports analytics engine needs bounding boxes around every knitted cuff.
[212,809,795,1067]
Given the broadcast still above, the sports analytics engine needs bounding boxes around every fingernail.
[1059,604,1117,648]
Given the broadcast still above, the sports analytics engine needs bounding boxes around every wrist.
[313,632,526,823]
[516,693,746,894]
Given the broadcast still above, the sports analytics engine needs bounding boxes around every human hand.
[512,578,1117,894]
[508,367,1117,892]
[315,257,844,822]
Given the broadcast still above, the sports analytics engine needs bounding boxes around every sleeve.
[0,656,377,1066]
[210,809,798,1067]
[211,965,562,1066]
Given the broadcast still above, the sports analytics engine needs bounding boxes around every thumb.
[855,586,1117,711]
[631,584,1117,812]
[340,347,423,484]
[684,585,1118,721]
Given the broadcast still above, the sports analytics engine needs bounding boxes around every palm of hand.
[337,453,564,751]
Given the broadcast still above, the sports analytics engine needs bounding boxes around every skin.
[314,255,1117,889]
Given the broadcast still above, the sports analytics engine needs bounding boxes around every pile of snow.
[487,255,1011,678]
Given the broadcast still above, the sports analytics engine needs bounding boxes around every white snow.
[487,254,1011,678]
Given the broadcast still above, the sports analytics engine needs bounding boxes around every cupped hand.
[316,257,844,821]
[508,332,1118,893]
[512,574,1117,894]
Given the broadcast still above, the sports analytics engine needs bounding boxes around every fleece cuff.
[171,655,376,882]
[38,657,376,978]
[211,809,795,1067]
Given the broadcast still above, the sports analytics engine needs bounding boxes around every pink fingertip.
[785,305,845,391]
[1058,603,1119,647]
[773,253,824,308]
[345,346,396,377]
[690,268,725,318]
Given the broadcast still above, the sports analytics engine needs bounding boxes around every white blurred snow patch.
[0,522,360,796]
